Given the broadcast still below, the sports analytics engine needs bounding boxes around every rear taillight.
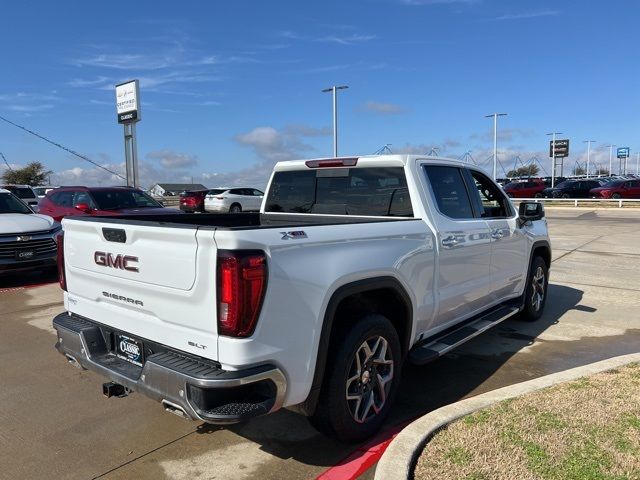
[57,232,66,291]
[215,196,224,200]
[217,250,267,337]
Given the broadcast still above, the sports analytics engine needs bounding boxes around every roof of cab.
[272,154,466,172]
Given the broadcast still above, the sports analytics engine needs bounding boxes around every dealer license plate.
[115,334,144,367]
[16,250,35,260]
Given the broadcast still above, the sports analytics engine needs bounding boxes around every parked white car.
[204,187,264,213]
[0,188,60,274]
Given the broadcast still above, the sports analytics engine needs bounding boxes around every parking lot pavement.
[1,208,639,480]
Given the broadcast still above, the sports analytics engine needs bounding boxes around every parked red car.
[39,186,178,222]
[502,180,546,198]
[179,190,208,213]
[590,179,640,199]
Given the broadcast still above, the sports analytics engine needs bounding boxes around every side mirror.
[75,203,93,214]
[518,201,544,225]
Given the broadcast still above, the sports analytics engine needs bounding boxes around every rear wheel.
[534,192,543,198]
[229,203,242,213]
[561,193,570,198]
[309,314,402,442]
[612,193,621,199]
[520,256,549,322]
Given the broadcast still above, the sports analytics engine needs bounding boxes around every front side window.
[468,170,511,218]
[265,167,413,216]
[424,166,474,219]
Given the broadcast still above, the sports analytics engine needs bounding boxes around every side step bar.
[408,305,520,365]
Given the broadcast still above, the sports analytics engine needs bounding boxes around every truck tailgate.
[62,218,219,360]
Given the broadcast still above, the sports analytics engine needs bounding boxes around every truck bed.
[69,212,419,230]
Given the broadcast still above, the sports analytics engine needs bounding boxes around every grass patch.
[413,364,640,480]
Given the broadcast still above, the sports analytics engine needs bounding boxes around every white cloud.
[146,149,198,169]
[496,10,560,21]
[361,101,407,115]
[320,34,376,45]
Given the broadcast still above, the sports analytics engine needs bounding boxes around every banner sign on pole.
[617,147,630,159]
[549,139,569,158]
[115,80,141,124]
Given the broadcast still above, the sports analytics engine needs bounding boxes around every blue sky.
[0,0,638,187]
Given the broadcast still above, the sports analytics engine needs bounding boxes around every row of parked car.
[179,187,264,213]
[502,177,640,199]
[0,184,266,277]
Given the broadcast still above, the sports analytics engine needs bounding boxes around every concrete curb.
[375,352,640,480]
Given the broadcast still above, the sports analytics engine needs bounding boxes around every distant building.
[148,183,208,196]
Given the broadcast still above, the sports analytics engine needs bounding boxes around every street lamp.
[583,140,596,178]
[603,144,616,176]
[322,85,348,157]
[485,113,507,180]
[546,132,563,188]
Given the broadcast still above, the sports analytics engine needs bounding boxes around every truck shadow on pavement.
[0,267,58,289]
[193,282,640,470]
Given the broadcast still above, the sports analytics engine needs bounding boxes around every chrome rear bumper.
[53,312,287,424]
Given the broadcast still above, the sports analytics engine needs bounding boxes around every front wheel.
[520,256,549,322]
[561,193,570,199]
[534,192,543,198]
[612,193,621,199]
[309,314,402,442]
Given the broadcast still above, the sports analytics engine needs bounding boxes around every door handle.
[441,235,460,248]
[491,229,504,240]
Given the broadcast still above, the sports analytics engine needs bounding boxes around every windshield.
[4,186,35,199]
[0,192,33,214]
[91,189,163,210]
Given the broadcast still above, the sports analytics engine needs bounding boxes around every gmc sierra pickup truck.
[53,155,550,441]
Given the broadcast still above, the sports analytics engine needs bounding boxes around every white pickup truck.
[53,155,550,441]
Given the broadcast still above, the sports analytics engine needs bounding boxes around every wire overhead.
[0,151,12,171]
[0,114,126,181]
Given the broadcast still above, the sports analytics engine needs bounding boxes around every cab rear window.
[265,167,413,216]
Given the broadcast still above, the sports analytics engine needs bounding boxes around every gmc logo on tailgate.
[94,251,139,272]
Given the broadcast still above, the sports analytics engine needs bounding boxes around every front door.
[465,169,529,301]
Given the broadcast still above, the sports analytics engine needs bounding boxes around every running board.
[408,305,520,365]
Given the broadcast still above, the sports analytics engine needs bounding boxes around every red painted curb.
[316,420,412,480]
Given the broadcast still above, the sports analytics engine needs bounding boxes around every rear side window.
[424,166,474,219]
[265,167,413,216]
[50,191,75,207]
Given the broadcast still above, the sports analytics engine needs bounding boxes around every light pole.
[636,152,639,175]
[546,132,563,187]
[485,113,507,180]
[322,85,348,157]
[603,144,615,176]
[583,140,596,177]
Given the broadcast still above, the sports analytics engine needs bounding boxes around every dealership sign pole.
[115,80,141,187]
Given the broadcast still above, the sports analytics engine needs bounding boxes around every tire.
[229,204,242,213]
[612,193,621,199]
[534,192,543,198]
[561,193,570,199]
[309,314,402,442]
[520,256,549,322]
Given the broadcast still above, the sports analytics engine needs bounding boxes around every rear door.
[422,165,492,326]
[62,218,219,360]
